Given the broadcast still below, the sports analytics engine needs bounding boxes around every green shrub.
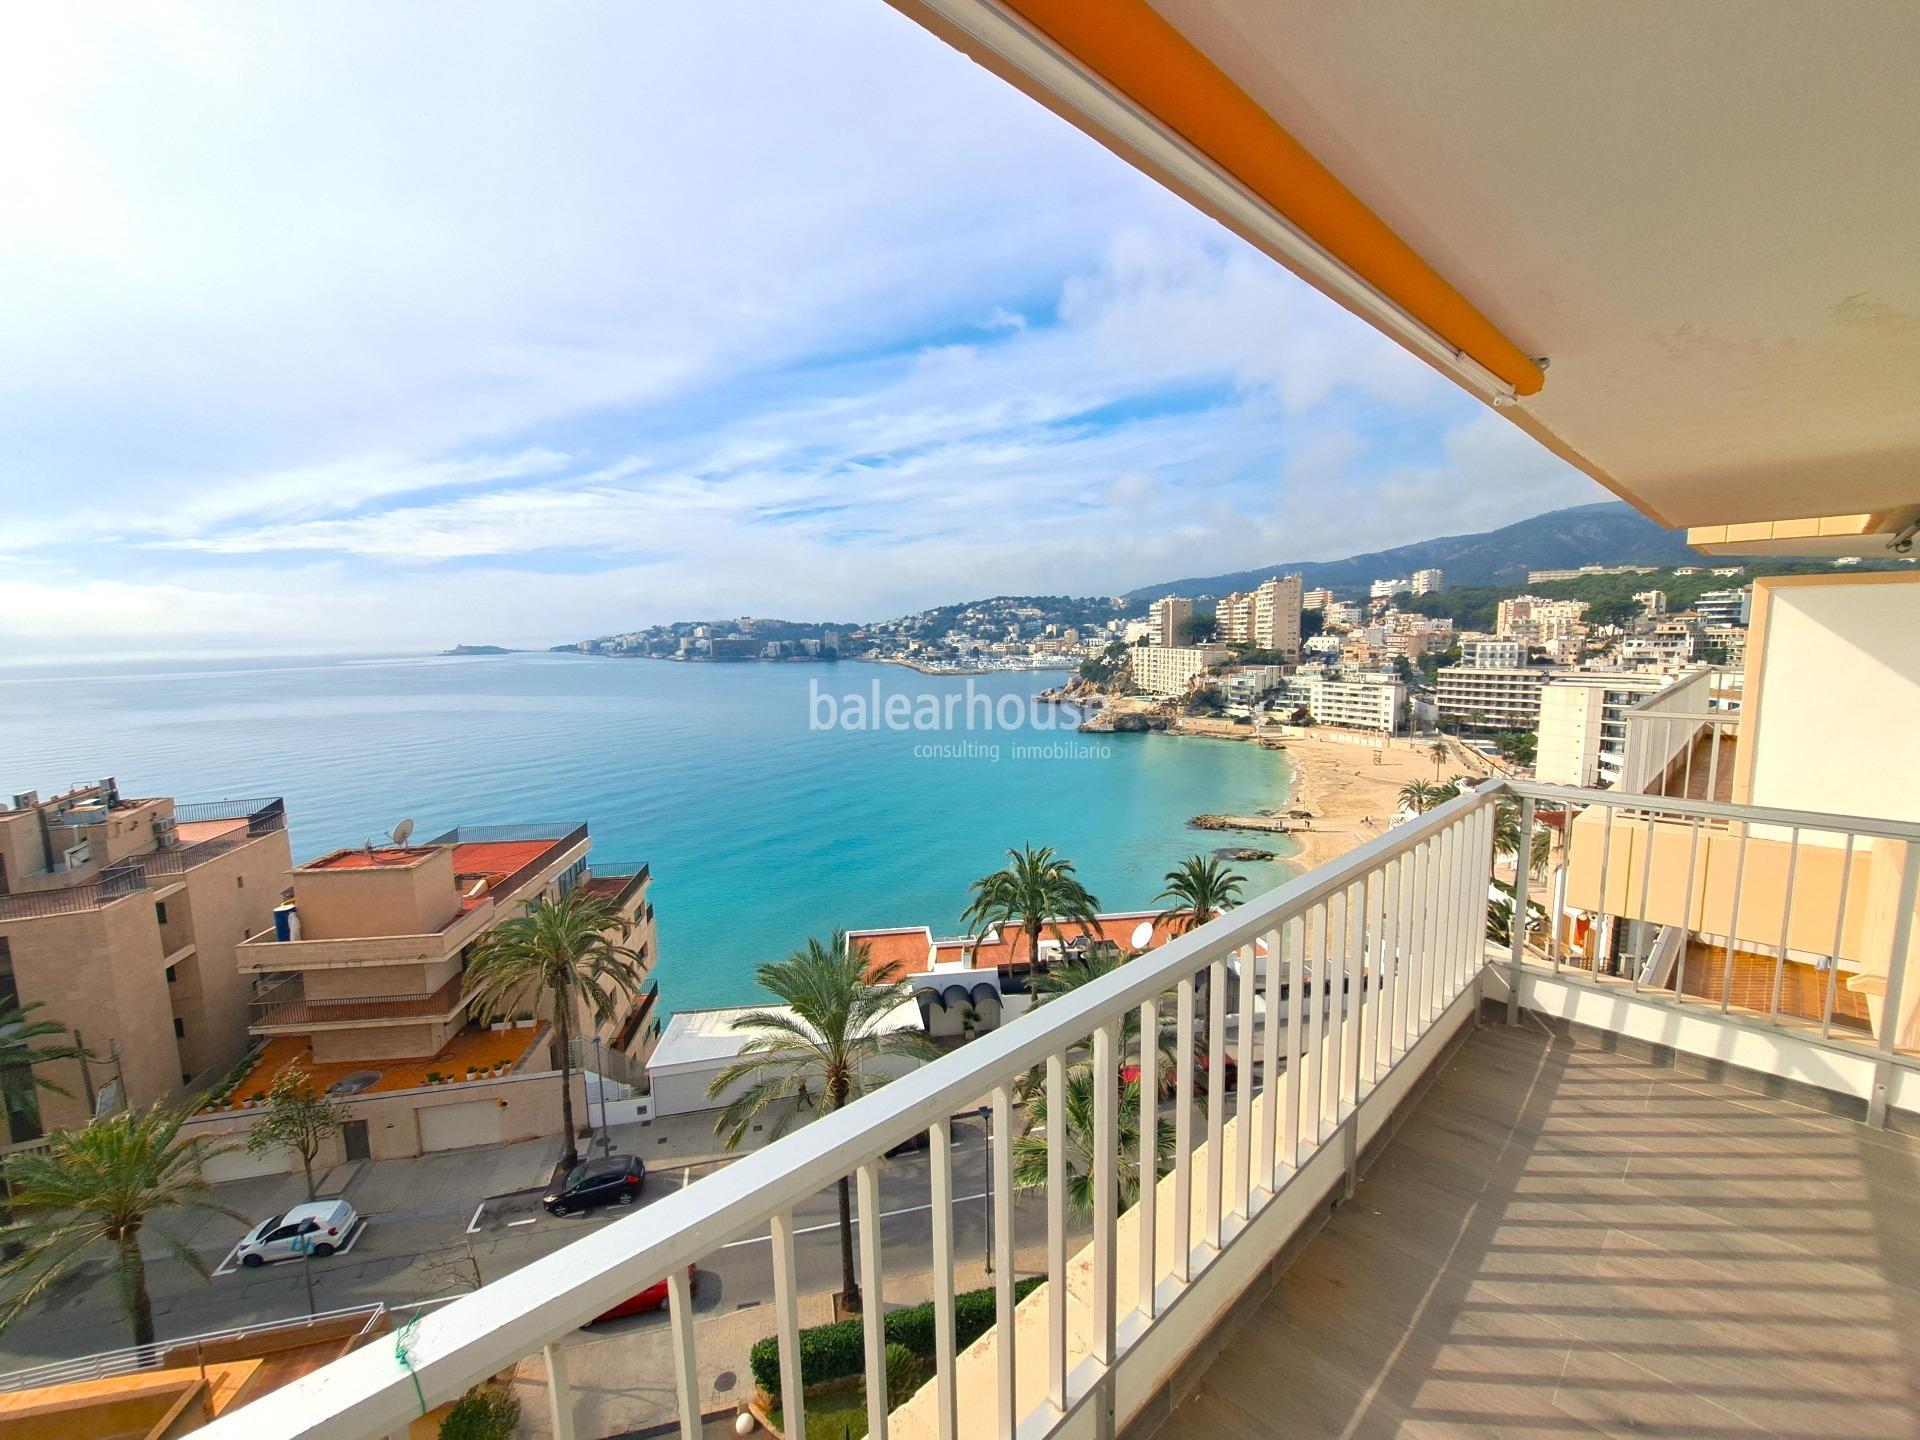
[749,1277,1044,1395]
[438,1385,521,1440]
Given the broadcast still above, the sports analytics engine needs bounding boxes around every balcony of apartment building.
[189,3,1920,1435]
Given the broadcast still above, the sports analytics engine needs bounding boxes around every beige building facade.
[0,784,291,1143]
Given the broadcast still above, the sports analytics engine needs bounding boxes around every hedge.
[749,1277,1045,1396]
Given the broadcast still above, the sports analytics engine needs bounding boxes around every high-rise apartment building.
[1434,665,1553,728]
[0,783,292,1143]
[1369,577,1410,599]
[1301,587,1334,611]
[1694,587,1753,626]
[1411,568,1445,594]
[1214,574,1303,659]
[1535,673,1671,787]
[1145,595,1194,648]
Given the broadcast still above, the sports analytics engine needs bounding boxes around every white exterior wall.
[1132,644,1228,697]
[1743,575,1920,823]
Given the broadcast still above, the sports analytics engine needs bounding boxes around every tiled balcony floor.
[1158,1018,1920,1438]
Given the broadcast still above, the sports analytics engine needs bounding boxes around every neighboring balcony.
[247,973,469,1034]
[196,778,1920,1440]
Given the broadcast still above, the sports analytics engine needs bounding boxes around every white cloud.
[0,3,1610,652]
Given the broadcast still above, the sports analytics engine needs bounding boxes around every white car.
[235,1198,359,1268]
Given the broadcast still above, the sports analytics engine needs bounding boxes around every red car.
[1122,1052,1237,1099]
[586,1265,698,1325]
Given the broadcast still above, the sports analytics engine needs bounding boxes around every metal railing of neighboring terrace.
[0,1303,395,1393]
[1618,666,1743,799]
[0,859,147,920]
[1495,778,1920,1122]
[194,777,1920,1440]
[144,797,288,874]
[198,783,1504,1440]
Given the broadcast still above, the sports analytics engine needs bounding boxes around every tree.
[1428,740,1449,778]
[0,1102,241,1346]
[1397,780,1443,815]
[0,1001,87,1145]
[1155,856,1246,935]
[1493,730,1537,767]
[247,1064,350,1202]
[1012,1068,1171,1217]
[708,933,937,1313]
[962,845,1101,972]
[463,889,646,1172]
[1176,613,1216,646]
[1493,799,1553,879]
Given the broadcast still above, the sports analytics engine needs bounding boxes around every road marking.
[680,1167,691,1189]
[466,1202,487,1236]
[507,1217,537,1227]
[718,1192,989,1250]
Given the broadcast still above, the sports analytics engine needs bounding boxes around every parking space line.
[718,1191,988,1250]
[466,1202,487,1235]
[211,1242,246,1278]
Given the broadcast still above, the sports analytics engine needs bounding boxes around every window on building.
[173,1017,186,1038]
[166,965,177,984]
[155,901,168,925]
[236,875,244,889]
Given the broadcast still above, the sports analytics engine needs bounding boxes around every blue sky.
[0,2,1601,654]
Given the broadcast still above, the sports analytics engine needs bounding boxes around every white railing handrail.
[0,1302,389,1393]
[1508,779,1920,845]
[200,783,1504,1438]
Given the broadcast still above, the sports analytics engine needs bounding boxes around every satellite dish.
[389,818,415,848]
[1130,921,1154,950]
[465,877,490,899]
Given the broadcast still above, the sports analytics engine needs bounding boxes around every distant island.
[442,644,517,656]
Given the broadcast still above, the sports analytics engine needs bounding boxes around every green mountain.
[1125,501,1708,601]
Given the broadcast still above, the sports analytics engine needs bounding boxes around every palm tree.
[961,845,1101,971]
[1155,855,1245,935]
[0,1102,242,1346]
[708,934,938,1313]
[1429,740,1448,780]
[463,889,646,1172]
[1011,1067,1171,1216]
[0,1001,87,1144]
[1397,779,1442,815]
[1493,799,1553,879]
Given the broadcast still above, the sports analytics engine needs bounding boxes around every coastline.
[1271,731,1472,876]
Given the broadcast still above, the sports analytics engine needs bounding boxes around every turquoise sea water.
[0,654,1294,1013]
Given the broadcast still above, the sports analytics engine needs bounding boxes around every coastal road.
[0,1115,1076,1374]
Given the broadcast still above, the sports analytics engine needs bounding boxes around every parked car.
[544,1154,646,1216]
[1122,1051,1237,1100]
[585,1265,698,1325]
[235,1198,359,1268]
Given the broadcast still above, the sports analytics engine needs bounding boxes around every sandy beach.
[1273,731,1495,874]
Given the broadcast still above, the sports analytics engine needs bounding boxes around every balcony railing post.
[1867,845,1920,1128]
[542,1343,577,1440]
[1508,798,1534,1024]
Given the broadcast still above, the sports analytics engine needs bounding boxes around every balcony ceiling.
[906,0,1920,551]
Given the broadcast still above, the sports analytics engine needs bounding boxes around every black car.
[544,1154,646,1216]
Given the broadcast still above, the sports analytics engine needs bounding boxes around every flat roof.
[301,837,563,883]
[650,999,921,1075]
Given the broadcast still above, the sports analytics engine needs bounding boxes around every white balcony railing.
[1618,665,1743,798]
[199,783,1502,1440]
[187,776,1918,1440]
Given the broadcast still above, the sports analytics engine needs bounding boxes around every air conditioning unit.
[11,791,38,810]
[62,841,92,871]
[153,818,178,849]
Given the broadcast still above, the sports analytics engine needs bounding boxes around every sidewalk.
[512,1246,1054,1440]
[593,1099,808,1171]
